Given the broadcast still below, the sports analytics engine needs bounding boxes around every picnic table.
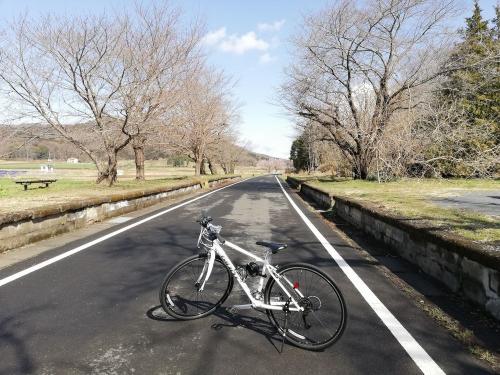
[15,179,57,191]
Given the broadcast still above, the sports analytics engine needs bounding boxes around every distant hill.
[0,124,288,166]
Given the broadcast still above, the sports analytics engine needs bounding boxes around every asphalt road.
[0,176,494,374]
[432,190,500,217]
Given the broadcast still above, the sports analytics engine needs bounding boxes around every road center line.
[0,178,249,288]
[275,176,445,375]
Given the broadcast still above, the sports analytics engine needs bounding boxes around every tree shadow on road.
[0,302,56,375]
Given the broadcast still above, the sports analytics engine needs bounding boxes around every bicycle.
[159,214,347,351]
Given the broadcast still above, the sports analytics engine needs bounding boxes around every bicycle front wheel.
[159,254,233,320]
[264,263,347,350]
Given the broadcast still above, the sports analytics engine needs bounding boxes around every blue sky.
[0,0,498,159]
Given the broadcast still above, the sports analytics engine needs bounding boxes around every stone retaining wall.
[286,176,500,320]
[300,183,335,209]
[286,176,303,189]
[0,176,240,253]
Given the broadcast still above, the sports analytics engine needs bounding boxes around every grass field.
[0,176,220,214]
[0,159,197,180]
[0,159,262,214]
[0,159,266,180]
[0,161,96,170]
[296,176,499,244]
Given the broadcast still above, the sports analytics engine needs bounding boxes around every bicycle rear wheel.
[159,254,233,320]
[264,263,347,350]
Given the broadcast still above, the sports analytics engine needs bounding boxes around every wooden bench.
[15,179,57,191]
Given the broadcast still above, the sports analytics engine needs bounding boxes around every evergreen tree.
[446,0,498,123]
[430,1,499,176]
[493,4,500,40]
[465,0,490,40]
[290,137,309,172]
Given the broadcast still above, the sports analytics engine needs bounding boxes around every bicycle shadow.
[146,305,285,353]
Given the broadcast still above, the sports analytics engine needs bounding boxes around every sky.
[0,0,498,159]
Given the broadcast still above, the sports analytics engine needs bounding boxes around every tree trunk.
[352,156,369,180]
[200,159,208,175]
[96,153,119,186]
[133,145,145,181]
[208,158,216,175]
[194,158,202,175]
[132,135,146,181]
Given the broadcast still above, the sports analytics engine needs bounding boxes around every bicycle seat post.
[264,249,272,265]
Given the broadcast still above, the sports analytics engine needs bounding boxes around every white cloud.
[257,19,285,32]
[202,27,227,46]
[259,53,276,64]
[219,32,269,54]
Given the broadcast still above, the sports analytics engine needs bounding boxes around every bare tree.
[168,69,238,175]
[280,0,459,179]
[118,3,202,180]
[0,14,133,185]
[210,135,246,174]
[410,99,499,178]
[257,157,288,173]
[0,124,33,158]
[310,95,499,180]
[0,4,202,184]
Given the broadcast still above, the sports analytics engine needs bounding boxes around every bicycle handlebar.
[206,229,225,244]
[196,216,212,228]
[197,216,225,244]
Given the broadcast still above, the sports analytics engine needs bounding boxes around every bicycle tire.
[264,263,347,351]
[159,253,233,320]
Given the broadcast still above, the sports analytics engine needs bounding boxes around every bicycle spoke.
[161,256,232,319]
[265,264,346,350]
[309,310,334,337]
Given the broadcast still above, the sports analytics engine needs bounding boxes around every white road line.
[275,176,445,375]
[0,178,249,288]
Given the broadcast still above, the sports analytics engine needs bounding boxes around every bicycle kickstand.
[279,298,291,354]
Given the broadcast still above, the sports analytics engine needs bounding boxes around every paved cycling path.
[0,175,493,374]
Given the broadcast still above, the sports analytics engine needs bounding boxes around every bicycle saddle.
[256,241,287,254]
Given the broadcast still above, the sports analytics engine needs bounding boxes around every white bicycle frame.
[196,226,304,313]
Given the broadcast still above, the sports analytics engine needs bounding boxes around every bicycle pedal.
[227,306,238,314]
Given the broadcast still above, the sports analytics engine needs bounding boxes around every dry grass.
[0,159,266,180]
[0,177,201,214]
[297,177,499,243]
[0,159,263,214]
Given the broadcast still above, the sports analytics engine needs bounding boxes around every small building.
[66,157,79,164]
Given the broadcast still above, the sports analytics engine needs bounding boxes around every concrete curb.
[0,176,240,253]
[286,176,500,320]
